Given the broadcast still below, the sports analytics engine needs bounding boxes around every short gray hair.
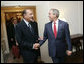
[22,9,27,17]
[22,9,32,17]
[50,9,59,18]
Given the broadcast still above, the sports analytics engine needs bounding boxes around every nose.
[32,14,34,17]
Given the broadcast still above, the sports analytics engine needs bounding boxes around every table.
[70,34,83,52]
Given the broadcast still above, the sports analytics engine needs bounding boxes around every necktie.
[28,23,34,34]
[54,22,57,38]
[28,23,32,32]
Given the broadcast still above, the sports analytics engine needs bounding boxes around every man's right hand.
[16,42,19,46]
[33,43,40,50]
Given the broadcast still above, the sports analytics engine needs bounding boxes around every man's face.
[24,10,34,22]
[48,10,56,21]
[13,19,17,24]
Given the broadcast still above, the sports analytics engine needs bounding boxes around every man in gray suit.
[34,9,72,63]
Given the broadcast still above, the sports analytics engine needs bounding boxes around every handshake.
[33,43,40,50]
[33,37,43,50]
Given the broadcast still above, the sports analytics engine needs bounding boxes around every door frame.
[1,6,37,54]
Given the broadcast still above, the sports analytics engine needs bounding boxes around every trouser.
[22,56,38,63]
[21,50,38,63]
[51,57,65,63]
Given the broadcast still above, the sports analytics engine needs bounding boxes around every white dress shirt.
[23,18,29,27]
[52,19,59,33]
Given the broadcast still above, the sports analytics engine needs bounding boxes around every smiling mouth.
[31,17,34,19]
[30,17,34,21]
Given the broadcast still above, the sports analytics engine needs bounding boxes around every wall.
[78,1,83,34]
[1,1,83,63]
[36,2,53,63]
[1,1,52,63]
[49,1,83,35]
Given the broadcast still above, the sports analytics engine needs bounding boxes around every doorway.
[1,6,40,62]
[5,12,23,50]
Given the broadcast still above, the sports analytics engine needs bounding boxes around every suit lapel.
[56,19,62,39]
[56,20,60,39]
[49,22,55,39]
[21,20,33,35]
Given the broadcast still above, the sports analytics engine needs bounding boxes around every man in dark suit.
[34,9,72,63]
[15,9,39,63]
[7,18,17,50]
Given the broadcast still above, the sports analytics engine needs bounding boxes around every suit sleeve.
[34,22,39,41]
[64,22,72,51]
[39,24,48,46]
[15,25,33,49]
[35,22,39,38]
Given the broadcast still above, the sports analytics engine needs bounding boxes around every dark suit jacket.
[7,22,16,49]
[39,19,72,57]
[30,21,39,42]
[30,21,40,56]
[15,19,38,57]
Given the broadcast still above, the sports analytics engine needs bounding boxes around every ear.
[24,14,26,17]
[53,14,56,18]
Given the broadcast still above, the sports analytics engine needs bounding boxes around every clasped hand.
[33,43,40,50]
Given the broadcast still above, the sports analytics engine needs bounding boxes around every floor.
[5,50,83,63]
[6,50,23,63]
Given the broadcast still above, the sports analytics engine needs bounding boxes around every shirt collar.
[52,19,59,24]
[23,18,29,26]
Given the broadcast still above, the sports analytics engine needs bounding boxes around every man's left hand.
[66,50,72,56]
